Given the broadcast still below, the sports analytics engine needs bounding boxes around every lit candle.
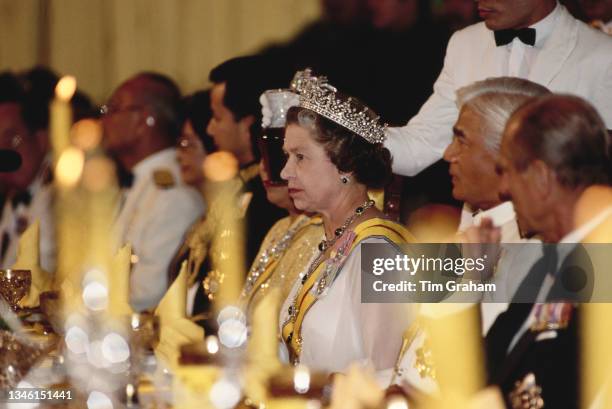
[131,313,140,330]
[51,76,76,163]
[293,365,310,394]
[206,335,219,355]
[421,304,485,408]
[50,76,80,292]
[202,152,244,312]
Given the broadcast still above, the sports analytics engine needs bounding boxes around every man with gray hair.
[446,77,550,235]
[384,78,550,394]
[443,77,549,329]
[484,94,612,409]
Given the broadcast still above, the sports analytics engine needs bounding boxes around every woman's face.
[177,120,206,187]
[259,160,296,213]
[280,124,344,213]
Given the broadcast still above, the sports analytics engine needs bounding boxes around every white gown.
[279,236,416,374]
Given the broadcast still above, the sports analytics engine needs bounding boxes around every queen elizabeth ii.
[278,69,417,374]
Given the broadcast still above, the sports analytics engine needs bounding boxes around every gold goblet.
[0,269,32,310]
[129,312,160,351]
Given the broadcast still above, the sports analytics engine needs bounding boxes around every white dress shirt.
[114,148,204,311]
[386,4,612,176]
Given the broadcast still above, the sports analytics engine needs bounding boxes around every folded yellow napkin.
[156,260,188,324]
[108,244,133,317]
[245,288,283,404]
[154,261,204,368]
[15,221,52,308]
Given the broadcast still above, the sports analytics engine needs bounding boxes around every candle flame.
[55,76,77,102]
[206,335,220,354]
[293,364,311,394]
[131,314,140,330]
[56,147,84,187]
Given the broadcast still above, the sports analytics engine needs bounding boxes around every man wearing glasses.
[101,72,204,312]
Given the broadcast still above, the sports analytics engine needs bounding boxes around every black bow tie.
[494,27,536,46]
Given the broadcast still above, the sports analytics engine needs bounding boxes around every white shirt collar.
[531,2,561,48]
[132,148,176,178]
[560,206,612,243]
[473,201,516,227]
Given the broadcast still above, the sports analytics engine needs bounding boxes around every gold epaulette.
[153,169,175,188]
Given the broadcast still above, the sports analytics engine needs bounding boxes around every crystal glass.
[0,269,32,309]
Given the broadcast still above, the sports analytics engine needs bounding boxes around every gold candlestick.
[203,152,244,312]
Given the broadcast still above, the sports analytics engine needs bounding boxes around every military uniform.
[114,148,204,311]
[486,208,612,409]
[486,302,579,409]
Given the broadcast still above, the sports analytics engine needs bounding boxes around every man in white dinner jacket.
[102,73,204,312]
[385,0,612,177]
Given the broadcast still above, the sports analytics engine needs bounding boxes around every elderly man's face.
[496,120,542,237]
[101,82,146,154]
[475,0,550,30]
[443,106,501,210]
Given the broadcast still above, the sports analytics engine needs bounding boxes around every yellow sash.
[281,218,415,362]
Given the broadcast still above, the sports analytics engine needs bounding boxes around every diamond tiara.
[290,69,386,144]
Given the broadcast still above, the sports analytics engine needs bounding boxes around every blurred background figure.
[206,55,289,267]
[102,72,204,311]
[579,0,612,33]
[322,0,371,25]
[0,67,94,273]
[433,0,479,31]
[166,56,290,331]
[176,90,215,190]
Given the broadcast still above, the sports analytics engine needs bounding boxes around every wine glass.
[0,269,32,310]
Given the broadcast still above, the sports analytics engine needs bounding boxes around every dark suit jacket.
[486,303,580,409]
[486,243,595,409]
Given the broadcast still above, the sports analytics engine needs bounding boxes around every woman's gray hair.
[455,77,550,153]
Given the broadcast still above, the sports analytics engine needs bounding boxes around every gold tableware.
[129,312,160,351]
[0,269,32,310]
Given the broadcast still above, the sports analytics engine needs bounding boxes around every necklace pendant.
[318,241,327,251]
